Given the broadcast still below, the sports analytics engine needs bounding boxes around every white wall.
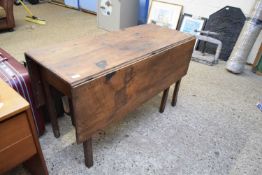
[150,0,257,18]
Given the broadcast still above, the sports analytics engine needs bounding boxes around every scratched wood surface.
[73,39,195,143]
[25,24,195,144]
[25,24,194,86]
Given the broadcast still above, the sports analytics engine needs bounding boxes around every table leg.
[69,98,76,126]
[83,138,94,168]
[42,80,60,138]
[159,87,170,113]
[171,79,181,107]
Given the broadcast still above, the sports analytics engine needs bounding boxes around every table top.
[0,80,29,121]
[25,24,194,86]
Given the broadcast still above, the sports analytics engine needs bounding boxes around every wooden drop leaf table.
[25,24,195,168]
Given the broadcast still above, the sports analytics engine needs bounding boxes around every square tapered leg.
[171,79,181,107]
[41,78,60,138]
[159,87,170,113]
[83,138,93,168]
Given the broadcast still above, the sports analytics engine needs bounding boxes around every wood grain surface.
[26,24,195,144]
[73,39,195,143]
[0,80,29,121]
[25,24,194,86]
[0,80,48,174]
[0,134,36,173]
[0,113,31,150]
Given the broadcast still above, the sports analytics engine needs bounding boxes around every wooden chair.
[0,0,15,31]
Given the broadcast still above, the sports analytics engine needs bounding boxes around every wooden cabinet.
[0,80,48,174]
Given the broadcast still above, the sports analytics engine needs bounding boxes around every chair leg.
[171,79,181,107]
[159,87,170,113]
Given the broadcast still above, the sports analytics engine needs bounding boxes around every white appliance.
[97,0,139,31]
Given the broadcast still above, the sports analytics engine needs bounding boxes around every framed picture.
[147,0,183,30]
[179,14,207,35]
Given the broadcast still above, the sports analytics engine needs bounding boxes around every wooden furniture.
[0,0,15,31]
[25,24,195,168]
[0,80,48,174]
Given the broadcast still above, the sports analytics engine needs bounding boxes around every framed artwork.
[179,14,207,35]
[147,0,183,30]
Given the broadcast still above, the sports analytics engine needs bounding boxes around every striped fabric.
[0,52,42,135]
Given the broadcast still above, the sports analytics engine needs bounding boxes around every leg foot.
[53,129,60,138]
[159,87,170,113]
[171,79,181,107]
[83,138,93,168]
[8,28,14,32]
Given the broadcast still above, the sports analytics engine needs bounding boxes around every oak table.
[25,24,195,168]
[0,80,48,174]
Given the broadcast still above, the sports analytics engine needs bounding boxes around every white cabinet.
[97,0,139,31]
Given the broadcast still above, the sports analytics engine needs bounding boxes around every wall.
[150,0,257,18]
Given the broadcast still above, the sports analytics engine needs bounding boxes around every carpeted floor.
[0,1,105,62]
[1,2,262,175]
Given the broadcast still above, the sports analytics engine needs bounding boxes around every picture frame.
[147,0,183,30]
[178,14,207,35]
